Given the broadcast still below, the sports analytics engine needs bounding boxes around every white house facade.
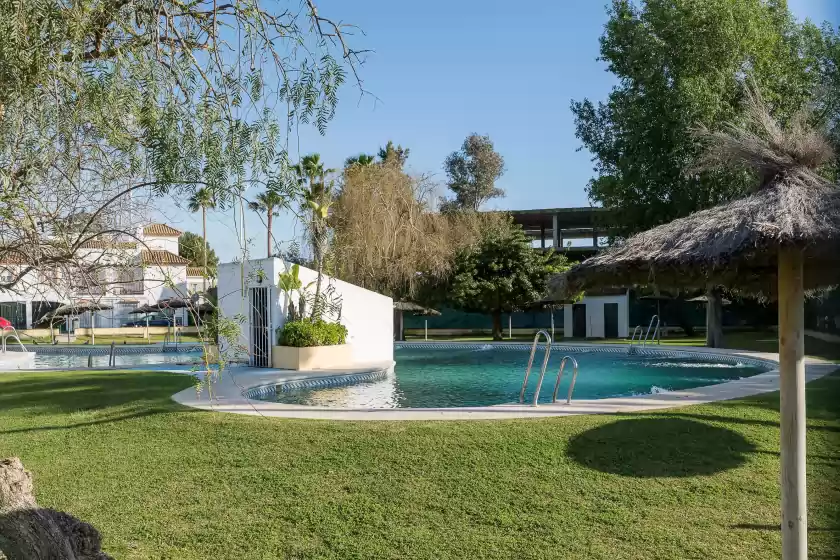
[0,223,211,330]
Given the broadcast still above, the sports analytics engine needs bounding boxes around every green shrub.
[278,319,348,347]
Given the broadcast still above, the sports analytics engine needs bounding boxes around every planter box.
[271,344,353,370]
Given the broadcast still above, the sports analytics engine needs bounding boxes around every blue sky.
[163,0,838,262]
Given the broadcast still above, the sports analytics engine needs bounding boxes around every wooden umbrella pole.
[778,246,806,560]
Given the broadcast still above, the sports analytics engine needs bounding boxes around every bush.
[278,319,348,347]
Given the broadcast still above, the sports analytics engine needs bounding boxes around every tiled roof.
[141,250,190,265]
[186,267,211,277]
[79,240,138,249]
[143,223,183,237]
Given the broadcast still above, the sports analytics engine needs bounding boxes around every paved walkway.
[171,344,838,421]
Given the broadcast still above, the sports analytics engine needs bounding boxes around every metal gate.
[248,287,271,367]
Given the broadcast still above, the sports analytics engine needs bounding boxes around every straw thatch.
[550,89,840,300]
[393,301,441,316]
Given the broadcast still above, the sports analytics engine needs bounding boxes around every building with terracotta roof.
[0,223,204,330]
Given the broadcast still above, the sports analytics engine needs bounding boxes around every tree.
[442,134,506,211]
[294,153,337,319]
[344,154,376,168]
[0,0,363,296]
[178,231,220,276]
[448,221,568,340]
[331,163,508,300]
[571,0,833,347]
[378,141,410,167]
[572,0,830,239]
[187,188,217,291]
[248,190,291,258]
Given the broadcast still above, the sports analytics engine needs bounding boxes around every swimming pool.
[33,351,205,369]
[250,345,772,409]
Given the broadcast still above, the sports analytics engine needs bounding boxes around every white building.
[217,258,393,367]
[0,223,211,330]
[563,290,630,339]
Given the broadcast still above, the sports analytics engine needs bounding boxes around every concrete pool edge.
[171,343,838,421]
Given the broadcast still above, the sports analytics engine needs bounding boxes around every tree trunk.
[705,288,724,348]
[266,211,273,259]
[491,310,503,341]
[778,247,807,560]
[0,457,113,559]
[202,207,207,293]
[393,309,404,341]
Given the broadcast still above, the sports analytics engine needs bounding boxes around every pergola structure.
[509,206,613,258]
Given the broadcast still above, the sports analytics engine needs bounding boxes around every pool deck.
[171,344,838,421]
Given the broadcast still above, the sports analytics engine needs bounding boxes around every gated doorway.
[604,303,619,339]
[572,304,587,338]
[249,287,271,367]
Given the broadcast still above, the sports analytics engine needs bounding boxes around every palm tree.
[294,154,336,319]
[248,189,289,258]
[187,188,216,292]
[344,153,376,168]
[378,141,410,167]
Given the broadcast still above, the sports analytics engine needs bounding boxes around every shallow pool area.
[250,345,772,409]
[33,350,206,370]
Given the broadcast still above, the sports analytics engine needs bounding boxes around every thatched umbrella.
[549,90,839,559]
[393,301,441,341]
[36,301,114,344]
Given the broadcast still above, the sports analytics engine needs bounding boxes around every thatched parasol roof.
[550,91,840,300]
[393,301,441,316]
[34,301,113,325]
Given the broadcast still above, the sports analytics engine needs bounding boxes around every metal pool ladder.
[643,315,661,346]
[518,330,552,405]
[551,356,580,404]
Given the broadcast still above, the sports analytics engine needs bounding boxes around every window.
[0,269,12,284]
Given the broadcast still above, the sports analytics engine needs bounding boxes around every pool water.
[259,346,769,409]
[34,351,205,370]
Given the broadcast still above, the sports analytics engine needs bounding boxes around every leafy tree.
[248,189,291,258]
[178,231,220,275]
[448,221,568,340]
[378,141,410,167]
[442,134,506,211]
[571,0,831,238]
[0,0,361,295]
[187,188,217,290]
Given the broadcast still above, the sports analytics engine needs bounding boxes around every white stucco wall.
[142,235,179,253]
[563,293,629,338]
[217,258,393,366]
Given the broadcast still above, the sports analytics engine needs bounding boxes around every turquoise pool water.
[257,346,770,409]
[34,351,205,369]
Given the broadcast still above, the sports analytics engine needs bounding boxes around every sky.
[159,0,839,262]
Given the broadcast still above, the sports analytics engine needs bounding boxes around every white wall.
[217,258,394,366]
[143,235,179,253]
[563,293,629,338]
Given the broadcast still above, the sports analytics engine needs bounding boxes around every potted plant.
[272,316,350,370]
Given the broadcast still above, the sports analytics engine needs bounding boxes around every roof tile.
[141,250,190,265]
[143,223,183,237]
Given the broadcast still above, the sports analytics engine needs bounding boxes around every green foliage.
[447,220,570,340]
[277,264,304,320]
[178,232,220,273]
[572,0,836,237]
[442,134,506,211]
[378,141,410,167]
[278,318,348,347]
[345,154,376,168]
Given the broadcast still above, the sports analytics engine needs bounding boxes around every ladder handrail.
[642,315,660,346]
[629,325,642,345]
[1,328,27,353]
[518,330,552,404]
[551,356,580,404]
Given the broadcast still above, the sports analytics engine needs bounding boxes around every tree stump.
[0,457,112,560]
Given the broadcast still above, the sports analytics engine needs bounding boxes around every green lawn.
[22,333,207,345]
[0,367,838,558]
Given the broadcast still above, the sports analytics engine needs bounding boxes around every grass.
[0,366,838,558]
[22,333,207,345]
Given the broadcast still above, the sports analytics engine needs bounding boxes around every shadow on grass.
[0,371,192,418]
[566,417,756,477]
